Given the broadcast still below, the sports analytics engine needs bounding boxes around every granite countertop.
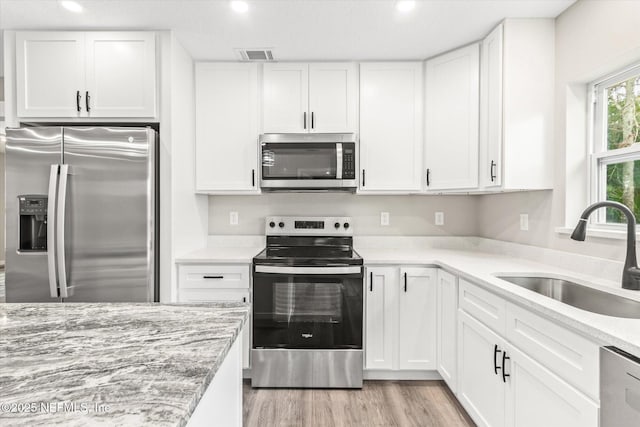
[0,302,249,427]
[356,246,640,356]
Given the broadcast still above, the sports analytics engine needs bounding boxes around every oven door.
[261,142,351,189]
[253,265,363,350]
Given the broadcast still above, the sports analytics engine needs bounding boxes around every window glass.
[592,68,640,224]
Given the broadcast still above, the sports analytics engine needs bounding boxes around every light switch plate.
[230,211,239,225]
[435,211,444,226]
[380,212,390,226]
[520,214,529,231]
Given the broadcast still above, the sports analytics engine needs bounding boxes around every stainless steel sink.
[495,275,640,319]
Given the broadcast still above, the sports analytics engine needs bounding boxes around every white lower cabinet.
[177,264,251,370]
[458,310,507,427]
[457,282,599,427]
[505,344,598,427]
[365,266,436,372]
[436,269,458,392]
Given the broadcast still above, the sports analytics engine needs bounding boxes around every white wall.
[160,32,208,302]
[209,194,478,236]
[478,0,640,261]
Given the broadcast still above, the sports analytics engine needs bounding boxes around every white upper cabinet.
[195,63,259,193]
[479,20,554,190]
[16,31,156,119]
[308,63,358,133]
[263,63,309,133]
[262,62,357,133]
[359,62,423,193]
[425,44,480,191]
[16,32,85,118]
[84,32,156,117]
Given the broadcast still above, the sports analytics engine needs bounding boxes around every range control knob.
[269,221,276,228]
[334,222,341,229]
[343,222,350,229]
[278,222,285,228]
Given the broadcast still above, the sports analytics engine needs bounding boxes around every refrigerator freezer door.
[5,127,63,302]
[62,127,155,302]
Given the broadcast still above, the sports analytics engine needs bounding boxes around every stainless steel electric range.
[251,216,363,388]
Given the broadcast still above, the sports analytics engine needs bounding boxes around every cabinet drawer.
[459,279,506,336]
[505,302,600,401]
[179,265,250,290]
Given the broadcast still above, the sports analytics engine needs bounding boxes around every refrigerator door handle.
[47,165,60,298]
[56,164,70,298]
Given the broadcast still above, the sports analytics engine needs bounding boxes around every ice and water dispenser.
[18,195,48,252]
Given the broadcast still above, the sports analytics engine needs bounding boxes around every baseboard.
[364,370,442,380]
[242,368,442,381]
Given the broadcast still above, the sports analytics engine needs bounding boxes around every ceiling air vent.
[235,48,275,61]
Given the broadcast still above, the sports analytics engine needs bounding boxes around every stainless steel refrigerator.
[5,126,158,302]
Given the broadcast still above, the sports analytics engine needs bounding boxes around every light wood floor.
[243,380,475,427]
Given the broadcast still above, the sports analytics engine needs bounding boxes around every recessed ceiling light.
[396,1,416,13]
[230,1,249,13]
[60,0,84,13]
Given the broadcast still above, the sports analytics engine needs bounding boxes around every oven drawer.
[179,264,250,290]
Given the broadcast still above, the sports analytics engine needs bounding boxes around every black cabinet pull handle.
[203,275,224,279]
[243,297,247,303]
[303,112,307,129]
[252,169,255,187]
[426,169,431,186]
[369,271,373,292]
[404,272,407,292]
[76,91,81,112]
[494,344,502,375]
[85,91,90,112]
[502,351,510,382]
[490,160,496,182]
[362,169,366,187]
[311,112,315,129]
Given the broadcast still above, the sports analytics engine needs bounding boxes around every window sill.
[555,226,638,241]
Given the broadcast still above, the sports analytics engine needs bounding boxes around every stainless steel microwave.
[259,133,358,191]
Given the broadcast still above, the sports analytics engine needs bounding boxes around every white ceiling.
[0,0,575,61]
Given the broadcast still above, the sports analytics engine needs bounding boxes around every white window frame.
[590,63,640,226]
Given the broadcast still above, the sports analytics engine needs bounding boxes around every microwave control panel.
[342,143,356,179]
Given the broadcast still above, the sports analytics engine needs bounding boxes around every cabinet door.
[263,63,309,133]
[16,31,85,118]
[85,32,156,117]
[179,288,251,370]
[308,63,357,133]
[436,269,458,392]
[365,267,398,370]
[479,24,503,188]
[425,44,480,190]
[458,310,506,427]
[398,267,437,370]
[195,63,259,193]
[505,345,598,427]
[359,62,423,192]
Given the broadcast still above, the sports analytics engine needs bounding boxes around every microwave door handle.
[336,143,343,179]
[57,164,70,298]
[47,165,59,298]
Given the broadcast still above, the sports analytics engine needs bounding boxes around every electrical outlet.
[520,214,529,231]
[435,211,444,226]
[230,211,239,225]
[380,212,390,226]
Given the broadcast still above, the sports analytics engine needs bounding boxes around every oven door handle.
[254,265,362,275]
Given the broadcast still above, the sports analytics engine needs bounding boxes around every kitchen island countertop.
[0,302,249,427]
